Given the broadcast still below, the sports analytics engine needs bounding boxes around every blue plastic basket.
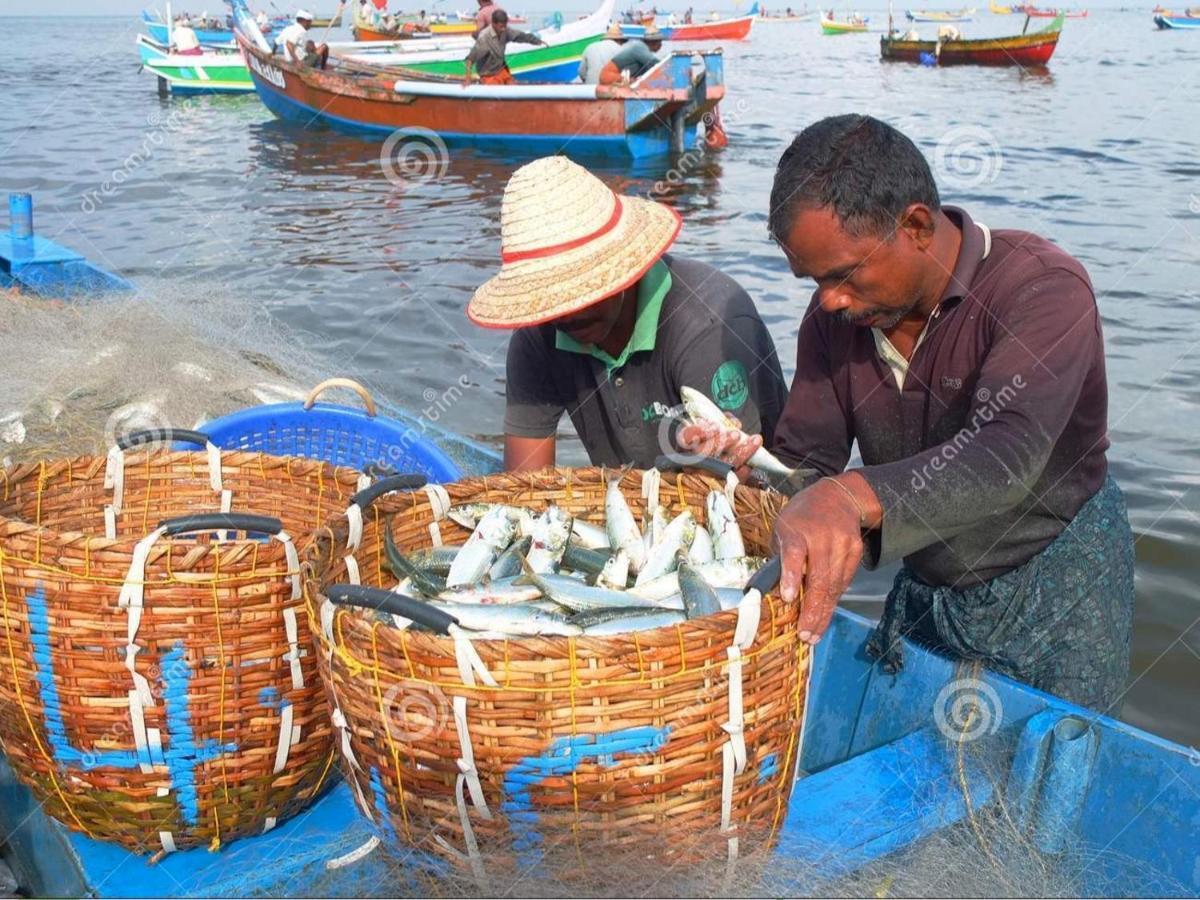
[196,380,463,483]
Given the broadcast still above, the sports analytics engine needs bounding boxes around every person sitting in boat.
[463,10,547,85]
[469,156,789,472]
[598,26,664,84]
[679,115,1134,713]
[577,22,626,84]
[277,10,329,69]
[171,23,204,55]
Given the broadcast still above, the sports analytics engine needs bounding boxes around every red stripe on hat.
[501,194,624,264]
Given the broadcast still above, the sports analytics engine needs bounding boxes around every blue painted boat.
[1154,12,1200,27]
[1,414,1197,895]
[0,194,133,298]
[141,10,240,47]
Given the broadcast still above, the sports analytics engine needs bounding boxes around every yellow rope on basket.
[210,548,232,810]
[370,621,413,842]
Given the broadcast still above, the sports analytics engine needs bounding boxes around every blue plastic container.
[197,382,463,482]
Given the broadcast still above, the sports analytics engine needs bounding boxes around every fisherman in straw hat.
[577,22,627,85]
[469,157,788,472]
[599,24,665,84]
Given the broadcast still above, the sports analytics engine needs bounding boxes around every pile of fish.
[380,475,764,639]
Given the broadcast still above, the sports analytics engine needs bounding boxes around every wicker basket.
[302,467,810,881]
[0,432,369,853]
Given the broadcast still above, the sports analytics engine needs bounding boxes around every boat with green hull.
[137,35,253,94]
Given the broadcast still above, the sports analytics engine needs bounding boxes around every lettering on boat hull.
[248,54,287,89]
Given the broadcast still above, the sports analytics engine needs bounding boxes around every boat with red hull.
[620,2,758,40]
[881,11,1063,64]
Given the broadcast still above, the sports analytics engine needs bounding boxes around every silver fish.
[688,525,715,564]
[594,549,630,590]
[715,587,747,611]
[402,545,464,577]
[521,562,665,613]
[636,510,696,586]
[570,519,610,550]
[526,507,573,574]
[562,543,615,578]
[446,506,518,588]
[680,386,794,477]
[448,503,536,537]
[677,554,722,619]
[605,467,646,574]
[582,610,687,636]
[706,490,745,561]
[428,601,581,637]
[628,557,762,602]
[488,535,533,581]
[436,579,543,606]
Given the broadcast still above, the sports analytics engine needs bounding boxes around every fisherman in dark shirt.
[468,156,788,472]
[681,115,1134,711]
[463,10,546,85]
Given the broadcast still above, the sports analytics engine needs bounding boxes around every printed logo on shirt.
[641,400,674,423]
[711,360,749,411]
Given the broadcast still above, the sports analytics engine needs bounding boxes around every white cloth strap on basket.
[102,439,225,540]
[640,468,661,513]
[724,470,739,508]
[331,705,374,816]
[424,484,451,547]
[718,583,765,869]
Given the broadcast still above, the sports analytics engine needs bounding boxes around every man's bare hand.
[675,418,761,482]
[771,478,865,644]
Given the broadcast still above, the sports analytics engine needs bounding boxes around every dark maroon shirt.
[772,207,1109,588]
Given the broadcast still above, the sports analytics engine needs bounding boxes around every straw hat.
[604,22,625,38]
[643,24,665,39]
[468,157,682,329]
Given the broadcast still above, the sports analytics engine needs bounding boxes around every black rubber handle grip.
[350,474,429,510]
[654,453,734,480]
[745,556,782,595]
[160,513,283,536]
[325,584,458,634]
[117,428,211,450]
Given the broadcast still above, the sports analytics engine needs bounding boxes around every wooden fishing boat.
[335,0,614,82]
[136,34,253,94]
[621,4,759,40]
[1154,11,1200,24]
[1023,5,1087,15]
[906,7,975,20]
[757,10,818,20]
[989,0,1013,11]
[2,409,1198,896]
[233,10,726,159]
[352,22,434,40]
[140,10,244,46]
[881,11,1063,63]
[820,14,870,32]
[310,12,344,27]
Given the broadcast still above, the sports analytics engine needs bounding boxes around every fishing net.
[0,287,326,466]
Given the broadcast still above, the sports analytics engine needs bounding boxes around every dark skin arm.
[504,434,555,472]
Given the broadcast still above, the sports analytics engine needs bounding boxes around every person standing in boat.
[474,0,499,34]
[680,115,1134,712]
[277,10,329,69]
[462,10,546,86]
[468,156,789,472]
[597,25,664,84]
[577,23,626,84]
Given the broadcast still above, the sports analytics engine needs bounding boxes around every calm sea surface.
[1,11,1197,745]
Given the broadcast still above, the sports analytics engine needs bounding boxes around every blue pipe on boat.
[1032,716,1099,853]
[9,193,33,240]
[1009,711,1099,854]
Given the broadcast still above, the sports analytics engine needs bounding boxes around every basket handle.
[350,473,429,511]
[159,513,283,536]
[654,453,733,481]
[117,428,212,451]
[326,584,458,634]
[303,378,377,417]
[745,556,782,596]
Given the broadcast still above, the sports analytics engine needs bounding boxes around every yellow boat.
[820,14,869,31]
[989,0,1013,12]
